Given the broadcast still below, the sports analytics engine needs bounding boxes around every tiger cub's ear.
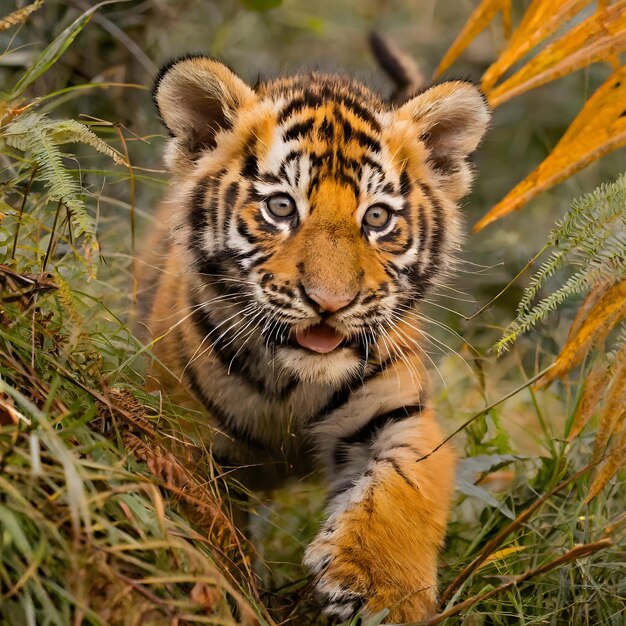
[396,81,490,200]
[153,55,257,170]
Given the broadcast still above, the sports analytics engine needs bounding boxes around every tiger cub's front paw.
[304,521,367,622]
[304,517,437,624]
[303,483,441,624]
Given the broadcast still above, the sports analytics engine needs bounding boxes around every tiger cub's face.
[154,57,489,384]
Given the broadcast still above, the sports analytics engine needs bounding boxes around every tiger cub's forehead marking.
[255,87,401,210]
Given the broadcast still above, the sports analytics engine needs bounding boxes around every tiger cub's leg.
[304,409,455,623]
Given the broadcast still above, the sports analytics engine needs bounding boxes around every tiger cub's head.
[153,56,489,384]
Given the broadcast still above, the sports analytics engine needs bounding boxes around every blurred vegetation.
[0,1,624,625]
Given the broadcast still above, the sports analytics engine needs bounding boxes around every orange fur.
[308,412,455,620]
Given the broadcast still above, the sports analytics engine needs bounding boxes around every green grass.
[1,3,625,625]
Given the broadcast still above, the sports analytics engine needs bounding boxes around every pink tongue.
[295,323,344,354]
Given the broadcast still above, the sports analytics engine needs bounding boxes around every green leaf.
[9,1,121,99]
[0,505,33,559]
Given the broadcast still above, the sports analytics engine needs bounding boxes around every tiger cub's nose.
[304,288,358,313]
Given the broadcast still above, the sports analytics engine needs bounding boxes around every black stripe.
[318,117,335,141]
[188,291,298,400]
[362,155,384,175]
[235,247,261,261]
[188,177,211,253]
[351,128,381,153]
[175,328,273,454]
[310,375,362,423]
[235,215,261,245]
[380,457,417,490]
[337,113,381,153]
[414,181,446,291]
[277,88,380,132]
[240,134,259,179]
[195,257,236,295]
[224,181,240,210]
[334,172,359,197]
[278,149,303,180]
[339,93,381,132]
[207,181,221,241]
[333,403,422,465]
[336,152,362,178]
[242,153,258,178]
[399,170,411,196]
[278,96,309,122]
[416,202,429,260]
[221,181,240,236]
[259,172,282,184]
[283,118,314,142]
[382,181,396,195]
[247,252,272,268]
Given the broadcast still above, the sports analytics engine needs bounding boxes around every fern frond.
[3,113,97,261]
[45,118,125,165]
[1,112,121,277]
[496,173,626,354]
[515,175,626,316]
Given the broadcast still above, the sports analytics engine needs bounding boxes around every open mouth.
[295,322,346,354]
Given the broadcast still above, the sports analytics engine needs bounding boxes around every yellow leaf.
[537,280,626,388]
[0,0,43,32]
[489,1,626,107]
[474,68,626,231]
[567,366,611,442]
[593,344,626,459]
[433,0,510,79]
[476,545,527,570]
[481,0,593,91]
[585,429,626,504]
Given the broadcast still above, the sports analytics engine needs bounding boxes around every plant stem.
[438,460,600,607]
[422,540,611,626]
[11,165,38,260]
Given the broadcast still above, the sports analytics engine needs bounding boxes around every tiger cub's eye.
[363,204,391,230]
[266,194,297,218]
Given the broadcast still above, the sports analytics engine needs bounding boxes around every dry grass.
[1,3,625,625]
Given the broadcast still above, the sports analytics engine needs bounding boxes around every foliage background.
[0,1,624,625]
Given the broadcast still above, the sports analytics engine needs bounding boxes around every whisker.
[183,303,257,372]
[228,314,266,375]
[376,321,422,390]
[387,317,445,388]
[396,305,478,355]
[221,307,265,352]
[420,298,464,318]
[390,311,473,376]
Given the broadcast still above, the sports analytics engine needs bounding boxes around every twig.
[42,199,63,273]
[422,540,612,625]
[113,123,135,252]
[438,460,600,606]
[11,165,38,260]
[416,365,554,464]
[71,0,157,75]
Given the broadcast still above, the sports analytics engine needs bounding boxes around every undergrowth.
[1,3,625,626]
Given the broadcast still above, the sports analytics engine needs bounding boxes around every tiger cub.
[143,55,489,623]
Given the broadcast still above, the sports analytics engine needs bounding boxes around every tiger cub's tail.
[369,31,424,103]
